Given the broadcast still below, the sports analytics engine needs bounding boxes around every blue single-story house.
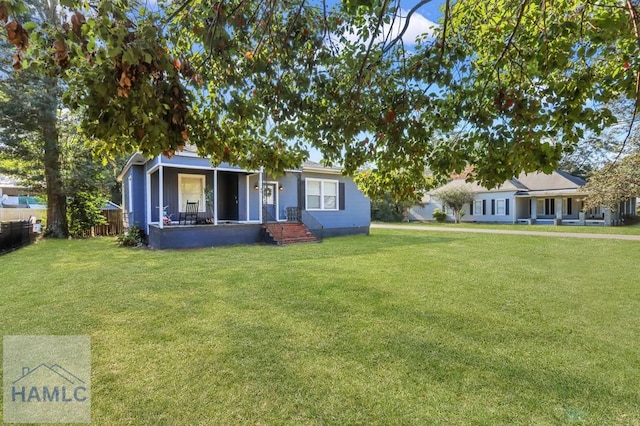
[118,147,370,249]
[409,170,637,226]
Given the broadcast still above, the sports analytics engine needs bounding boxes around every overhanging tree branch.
[606,0,640,171]
[494,0,529,68]
[381,0,436,55]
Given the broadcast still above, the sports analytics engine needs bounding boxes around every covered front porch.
[146,161,300,228]
[143,157,304,248]
[513,193,633,226]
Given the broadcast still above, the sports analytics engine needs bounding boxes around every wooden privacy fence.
[0,220,34,255]
[75,209,124,237]
[0,208,123,237]
[93,209,124,236]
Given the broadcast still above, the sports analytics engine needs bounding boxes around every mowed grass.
[386,220,640,235]
[1,229,640,425]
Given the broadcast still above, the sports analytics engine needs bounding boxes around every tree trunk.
[42,79,68,238]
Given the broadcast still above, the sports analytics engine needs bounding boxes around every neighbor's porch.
[514,194,635,226]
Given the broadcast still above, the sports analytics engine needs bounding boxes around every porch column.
[213,169,218,225]
[158,165,164,229]
[245,175,250,222]
[555,196,563,225]
[145,171,152,234]
[258,167,264,224]
[555,197,563,219]
[531,198,537,220]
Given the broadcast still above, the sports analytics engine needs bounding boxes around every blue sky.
[412,0,446,22]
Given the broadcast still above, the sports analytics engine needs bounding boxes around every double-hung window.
[178,174,206,212]
[496,199,506,215]
[564,197,573,215]
[537,198,555,216]
[306,178,339,211]
[473,200,483,215]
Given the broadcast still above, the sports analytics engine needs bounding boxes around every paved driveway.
[371,223,640,241]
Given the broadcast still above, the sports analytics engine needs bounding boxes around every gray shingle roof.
[302,160,342,173]
[432,170,585,196]
[514,170,586,191]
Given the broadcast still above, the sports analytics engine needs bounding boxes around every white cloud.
[381,9,438,45]
[335,9,437,50]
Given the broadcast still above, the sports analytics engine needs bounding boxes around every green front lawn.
[389,220,640,235]
[1,230,639,424]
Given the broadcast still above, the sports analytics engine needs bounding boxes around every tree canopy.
[583,152,640,211]
[1,0,127,237]
[434,185,474,223]
[1,0,69,237]
[3,0,640,197]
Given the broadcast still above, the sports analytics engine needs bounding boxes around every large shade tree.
[0,10,67,238]
[559,97,640,179]
[555,96,640,211]
[2,0,640,201]
[583,153,640,212]
[0,68,126,236]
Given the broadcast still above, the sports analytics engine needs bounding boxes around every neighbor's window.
[306,178,338,210]
[564,197,573,215]
[473,200,483,215]
[537,198,555,216]
[496,199,506,215]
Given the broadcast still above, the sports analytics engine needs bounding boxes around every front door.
[217,172,239,221]
[264,183,277,221]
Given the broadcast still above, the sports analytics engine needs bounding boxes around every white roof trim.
[117,153,147,181]
[159,162,254,173]
[119,152,347,180]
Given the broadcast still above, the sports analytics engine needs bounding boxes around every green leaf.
[23,21,37,31]
[107,46,122,58]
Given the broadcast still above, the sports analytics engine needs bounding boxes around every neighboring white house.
[0,174,22,199]
[0,174,46,222]
[409,170,637,226]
